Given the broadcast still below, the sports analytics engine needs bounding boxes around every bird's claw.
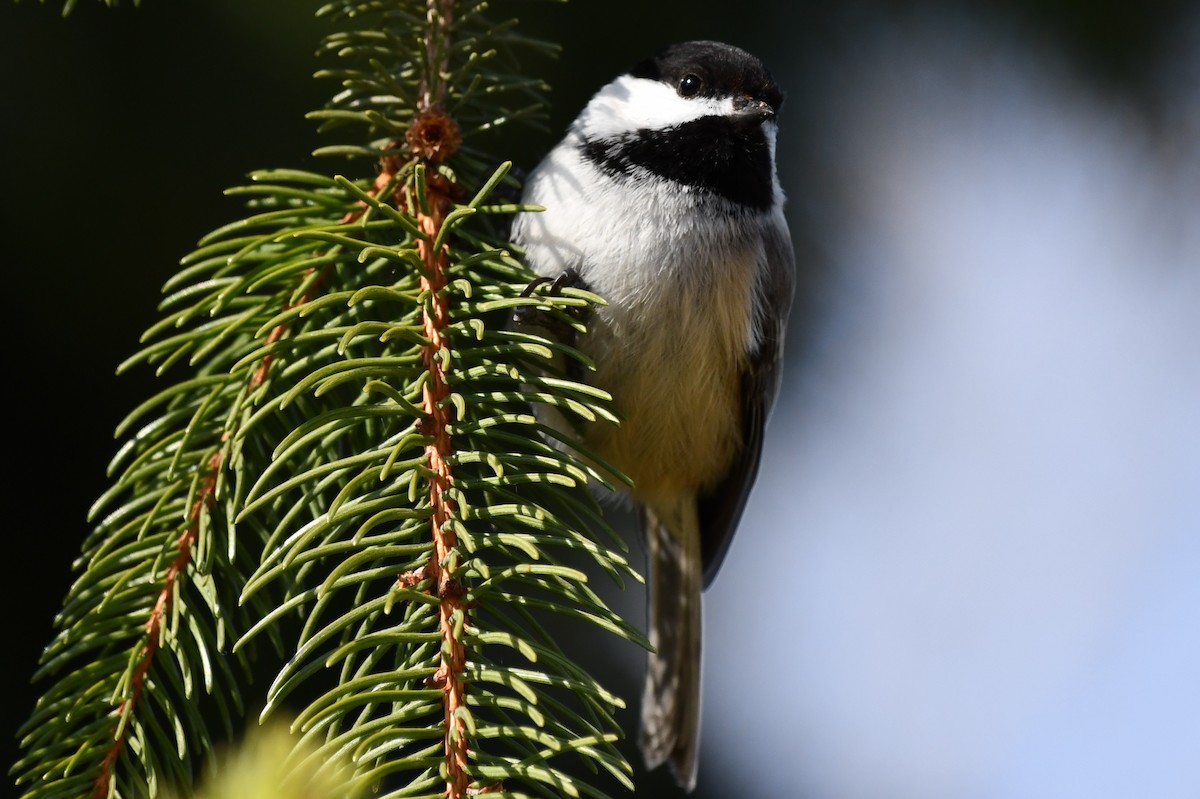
[511,268,590,328]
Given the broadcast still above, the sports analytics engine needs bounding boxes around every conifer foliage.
[13,2,644,798]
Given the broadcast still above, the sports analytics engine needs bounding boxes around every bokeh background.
[3,1,1197,797]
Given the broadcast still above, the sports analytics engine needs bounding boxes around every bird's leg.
[511,268,593,382]
[511,267,592,333]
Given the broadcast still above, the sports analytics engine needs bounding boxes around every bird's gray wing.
[697,217,795,587]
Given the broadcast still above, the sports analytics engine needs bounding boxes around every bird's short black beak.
[733,96,775,124]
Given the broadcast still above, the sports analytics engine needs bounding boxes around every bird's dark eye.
[678,74,703,97]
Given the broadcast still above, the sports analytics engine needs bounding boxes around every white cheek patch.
[572,75,734,141]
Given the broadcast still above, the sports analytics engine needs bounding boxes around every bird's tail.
[640,497,703,792]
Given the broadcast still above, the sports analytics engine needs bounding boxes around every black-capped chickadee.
[512,41,794,791]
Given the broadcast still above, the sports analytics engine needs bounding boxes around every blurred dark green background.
[1,0,1190,796]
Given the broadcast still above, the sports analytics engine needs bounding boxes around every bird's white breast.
[513,137,770,500]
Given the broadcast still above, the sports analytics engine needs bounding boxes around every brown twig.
[89,143,413,796]
[420,0,455,110]
[408,3,479,794]
[91,446,224,799]
[249,163,401,389]
[417,183,472,796]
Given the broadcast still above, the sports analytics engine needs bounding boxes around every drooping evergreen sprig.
[13,2,646,798]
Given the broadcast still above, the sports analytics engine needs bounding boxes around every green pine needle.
[14,3,641,799]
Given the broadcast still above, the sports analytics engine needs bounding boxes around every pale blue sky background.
[699,10,1200,798]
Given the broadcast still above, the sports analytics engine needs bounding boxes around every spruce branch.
[14,2,645,799]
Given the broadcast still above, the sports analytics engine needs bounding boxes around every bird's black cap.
[628,40,784,112]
